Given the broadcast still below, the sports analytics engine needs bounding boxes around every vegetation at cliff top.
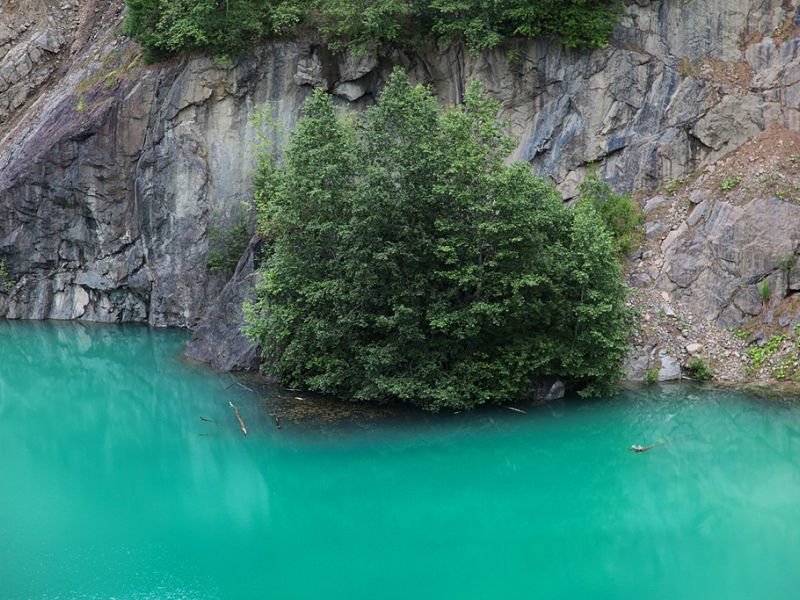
[123,0,621,60]
[244,70,630,410]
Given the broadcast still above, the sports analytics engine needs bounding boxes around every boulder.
[685,343,704,355]
[533,378,565,403]
[643,195,669,214]
[658,350,681,381]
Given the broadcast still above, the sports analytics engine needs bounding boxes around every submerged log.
[229,401,248,436]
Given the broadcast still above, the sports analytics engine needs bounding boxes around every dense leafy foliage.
[124,0,621,60]
[577,172,643,258]
[244,71,630,410]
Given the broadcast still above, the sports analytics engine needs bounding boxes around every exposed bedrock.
[0,0,798,369]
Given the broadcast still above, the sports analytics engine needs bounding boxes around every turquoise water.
[2,321,800,599]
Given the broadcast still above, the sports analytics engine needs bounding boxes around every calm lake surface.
[2,321,800,599]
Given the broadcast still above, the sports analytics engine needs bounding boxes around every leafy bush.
[578,172,643,258]
[685,358,713,381]
[645,368,658,385]
[244,70,630,410]
[123,0,288,61]
[124,0,621,60]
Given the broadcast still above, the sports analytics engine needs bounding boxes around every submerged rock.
[533,378,565,403]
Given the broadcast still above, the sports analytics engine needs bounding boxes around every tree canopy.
[244,71,630,410]
[124,0,621,60]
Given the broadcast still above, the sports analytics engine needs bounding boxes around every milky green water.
[2,321,800,599]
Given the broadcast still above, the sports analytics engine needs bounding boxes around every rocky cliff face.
[1,0,798,375]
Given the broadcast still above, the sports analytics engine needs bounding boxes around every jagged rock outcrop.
[641,126,800,330]
[624,125,800,383]
[1,0,799,372]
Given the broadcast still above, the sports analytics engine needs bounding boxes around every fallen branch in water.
[229,401,248,436]
[226,378,255,393]
[506,406,527,414]
[630,440,669,453]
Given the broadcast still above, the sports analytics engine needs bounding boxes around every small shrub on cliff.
[759,279,771,303]
[685,358,713,382]
[244,70,630,409]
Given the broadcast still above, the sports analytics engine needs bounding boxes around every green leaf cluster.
[685,358,713,382]
[123,0,621,60]
[577,172,643,258]
[245,71,630,410]
[123,0,300,61]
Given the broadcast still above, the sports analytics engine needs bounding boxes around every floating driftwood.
[629,440,669,453]
[229,401,248,436]
[507,406,527,414]
[227,381,255,393]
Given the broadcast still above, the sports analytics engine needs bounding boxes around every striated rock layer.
[0,0,799,371]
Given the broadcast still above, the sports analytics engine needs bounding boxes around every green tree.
[246,70,630,409]
[556,201,630,395]
[577,172,643,258]
[244,88,358,391]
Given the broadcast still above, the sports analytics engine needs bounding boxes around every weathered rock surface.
[1,0,799,372]
[657,350,681,382]
[661,195,800,327]
[1,35,311,326]
[185,235,263,371]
